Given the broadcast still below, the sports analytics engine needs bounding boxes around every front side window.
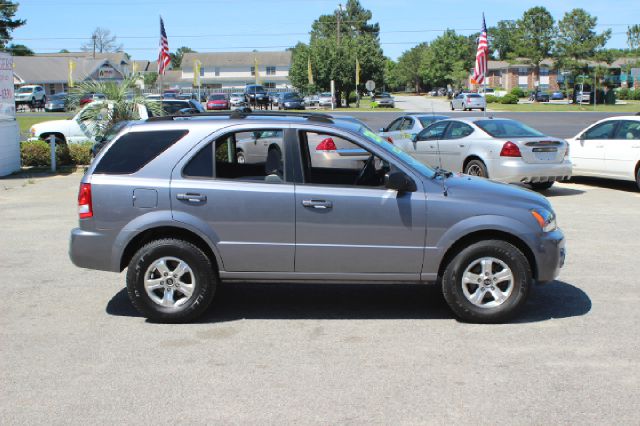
[585,121,617,140]
[182,129,286,183]
[387,118,404,132]
[613,121,640,140]
[300,131,389,188]
[399,118,414,130]
[417,121,449,141]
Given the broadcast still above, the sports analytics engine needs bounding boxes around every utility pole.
[92,34,96,59]
[336,3,342,46]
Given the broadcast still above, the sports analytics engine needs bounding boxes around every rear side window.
[94,130,188,174]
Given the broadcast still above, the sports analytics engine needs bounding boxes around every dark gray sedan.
[278,92,305,110]
[44,92,68,112]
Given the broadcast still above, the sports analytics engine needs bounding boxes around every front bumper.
[536,228,566,283]
[486,158,572,184]
[207,104,229,110]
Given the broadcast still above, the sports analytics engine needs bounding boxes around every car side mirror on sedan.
[411,134,418,142]
[379,127,386,133]
[384,171,417,193]
[579,133,586,141]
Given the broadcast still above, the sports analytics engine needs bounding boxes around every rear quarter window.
[94,130,188,174]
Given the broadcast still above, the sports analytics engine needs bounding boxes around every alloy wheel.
[461,257,514,309]
[144,256,196,308]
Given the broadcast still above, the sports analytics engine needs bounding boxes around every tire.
[236,150,246,164]
[441,240,532,323]
[635,165,640,191]
[464,159,488,178]
[529,181,554,191]
[126,238,217,323]
[480,107,485,112]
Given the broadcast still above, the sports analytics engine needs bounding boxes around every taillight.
[500,141,521,157]
[78,183,93,219]
[316,137,337,151]
[386,136,394,144]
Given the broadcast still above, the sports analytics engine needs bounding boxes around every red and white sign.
[0,53,15,120]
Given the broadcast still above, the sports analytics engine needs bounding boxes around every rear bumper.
[536,228,566,283]
[486,159,572,184]
[69,227,118,272]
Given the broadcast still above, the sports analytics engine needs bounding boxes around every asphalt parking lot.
[1,125,639,424]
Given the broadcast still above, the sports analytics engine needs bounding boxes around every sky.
[8,0,640,61]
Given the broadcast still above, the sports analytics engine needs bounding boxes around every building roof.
[13,56,123,84]
[488,57,640,70]
[132,60,152,72]
[181,51,292,68]
[35,51,130,65]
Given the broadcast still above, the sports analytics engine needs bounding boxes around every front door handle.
[302,199,333,209]
[176,193,207,203]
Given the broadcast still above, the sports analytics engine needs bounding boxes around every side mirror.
[385,171,417,192]
[379,127,386,133]
[411,134,418,142]
[579,133,586,141]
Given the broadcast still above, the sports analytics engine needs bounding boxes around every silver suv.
[69,111,566,323]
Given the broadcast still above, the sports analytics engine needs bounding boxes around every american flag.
[157,17,170,75]
[472,14,488,85]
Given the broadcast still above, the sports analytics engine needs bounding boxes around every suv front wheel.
[126,238,217,323]
[441,240,532,323]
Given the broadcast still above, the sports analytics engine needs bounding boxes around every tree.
[421,30,474,90]
[82,27,123,54]
[170,46,195,69]
[489,20,518,60]
[0,0,25,49]
[395,43,429,93]
[6,43,33,56]
[555,8,611,72]
[383,57,401,92]
[143,72,158,88]
[289,0,385,107]
[628,24,640,52]
[67,75,162,138]
[513,7,555,88]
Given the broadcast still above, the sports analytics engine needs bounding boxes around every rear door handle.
[302,199,333,209]
[176,193,207,203]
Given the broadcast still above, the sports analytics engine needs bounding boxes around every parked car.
[144,94,163,101]
[69,111,565,324]
[162,90,179,99]
[398,117,572,191]
[206,93,230,110]
[44,92,68,112]
[318,92,333,107]
[229,92,246,108]
[379,114,449,143]
[550,91,565,101]
[15,85,47,106]
[244,84,269,106]
[268,92,280,104]
[150,99,206,116]
[304,94,320,107]
[29,102,149,144]
[450,93,486,111]
[375,92,395,108]
[567,116,640,190]
[530,91,550,102]
[278,92,305,110]
[80,93,106,106]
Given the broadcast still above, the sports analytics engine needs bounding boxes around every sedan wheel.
[236,151,246,164]
[464,159,488,178]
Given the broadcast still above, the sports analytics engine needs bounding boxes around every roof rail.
[147,110,335,123]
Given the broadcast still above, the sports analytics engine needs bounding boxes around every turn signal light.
[500,141,521,157]
[78,183,93,219]
[316,137,337,151]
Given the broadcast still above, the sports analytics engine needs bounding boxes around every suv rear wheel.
[126,238,217,323]
[441,240,532,323]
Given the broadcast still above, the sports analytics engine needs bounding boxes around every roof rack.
[147,110,335,123]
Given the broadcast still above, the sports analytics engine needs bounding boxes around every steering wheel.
[354,155,376,186]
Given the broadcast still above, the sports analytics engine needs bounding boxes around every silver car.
[450,93,486,111]
[69,111,565,324]
[229,92,246,108]
[379,114,449,143]
[318,92,333,107]
[375,92,395,108]
[396,117,571,190]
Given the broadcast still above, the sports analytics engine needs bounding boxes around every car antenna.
[435,129,448,197]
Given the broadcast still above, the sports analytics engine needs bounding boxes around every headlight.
[531,208,556,232]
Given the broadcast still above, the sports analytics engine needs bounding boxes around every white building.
[179,51,292,90]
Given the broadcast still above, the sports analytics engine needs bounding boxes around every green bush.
[484,95,499,103]
[509,87,525,98]
[21,141,92,167]
[617,88,630,100]
[370,101,379,109]
[500,94,519,104]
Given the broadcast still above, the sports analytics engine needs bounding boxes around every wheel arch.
[463,155,486,172]
[120,226,219,272]
[39,132,66,143]
[437,229,538,282]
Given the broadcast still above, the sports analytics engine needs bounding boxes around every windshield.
[52,93,66,100]
[17,87,34,93]
[320,92,331,97]
[476,119,545,138]
[284,93,300,99]
[208,94,226,100]
[359,127,435,178]
[246,85,265,92]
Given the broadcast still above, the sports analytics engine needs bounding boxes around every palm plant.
[67,75,163,139]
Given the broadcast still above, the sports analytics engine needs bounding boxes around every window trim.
[444,121,474,140]
[417,121,450,141]
[584,121,618,140]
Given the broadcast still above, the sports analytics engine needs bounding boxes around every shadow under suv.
[70,111,566,323]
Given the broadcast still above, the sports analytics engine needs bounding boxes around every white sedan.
[394,117,572,191]
[567,116,640,190]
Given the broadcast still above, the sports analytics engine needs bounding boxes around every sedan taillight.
[316,138,337,151]
[78,183,93,219]
[500,141,521,157]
